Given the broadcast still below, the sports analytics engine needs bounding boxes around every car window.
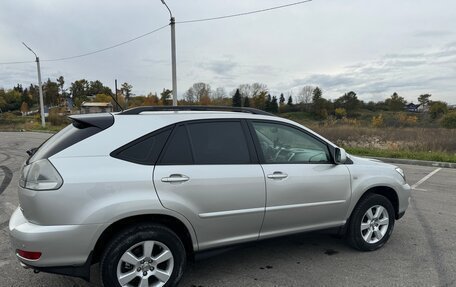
[187,121,251,164]
[160,125,193,165]
[112,128,172,165]
[252,122,330,164]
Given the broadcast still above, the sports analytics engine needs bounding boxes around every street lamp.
[22,42,45,127]
[161,0,177,106]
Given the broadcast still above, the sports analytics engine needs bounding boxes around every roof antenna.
[112,79,124,112]
[109,93,124,112]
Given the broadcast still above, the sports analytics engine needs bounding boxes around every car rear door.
[153,119,266,250]
[248,120,351,239]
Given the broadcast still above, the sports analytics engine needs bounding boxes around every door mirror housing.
[334,147,347,164]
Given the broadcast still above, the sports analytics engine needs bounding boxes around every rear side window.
[111,127,172,165]
[187,121,251,164]
[159,125,193,165]
[159,121,252,165]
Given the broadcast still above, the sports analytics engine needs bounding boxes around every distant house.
[405,103,421,112]
[80,102,113,114]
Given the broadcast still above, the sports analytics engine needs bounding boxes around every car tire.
[100,223,186,287]
[347,193,395,251]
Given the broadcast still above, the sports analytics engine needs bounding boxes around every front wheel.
[100,224,186,287]
[347,194,395,251]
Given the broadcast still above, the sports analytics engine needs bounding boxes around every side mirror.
[334,147,347,164]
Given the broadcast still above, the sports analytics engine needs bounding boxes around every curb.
[363,156,456,169]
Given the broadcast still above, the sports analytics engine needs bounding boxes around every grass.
[344,147,456,163]
[1,110,455,163]
[0,114,68,132]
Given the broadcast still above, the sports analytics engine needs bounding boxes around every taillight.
[19,159,63,190]
[17,249,42,260]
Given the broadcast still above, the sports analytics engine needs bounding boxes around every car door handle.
[267,172,288,180]
[161,174,190,183]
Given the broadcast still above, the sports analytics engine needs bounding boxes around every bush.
[441,112,456,129]
[0,112,17,121]
[371,114,384,128]
[334,108,347,119]
[48,109,68,126]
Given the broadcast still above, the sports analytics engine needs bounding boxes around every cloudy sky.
[1,0,455,104]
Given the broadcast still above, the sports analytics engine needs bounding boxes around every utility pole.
[23,42,45,127]
[114,79,118,111]
[161,0,177,106]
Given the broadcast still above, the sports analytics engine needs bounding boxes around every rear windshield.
[28,124,101,163]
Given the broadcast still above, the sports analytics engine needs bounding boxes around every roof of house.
[81,102,113,107]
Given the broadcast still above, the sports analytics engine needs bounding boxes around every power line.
[42,24,168,62]
[0,24,168,65]
[0,0,313,65]
[176,0,312,24]
[0,60,35,65]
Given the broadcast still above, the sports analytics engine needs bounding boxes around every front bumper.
[397,183,411,218]
[9,207,102,268]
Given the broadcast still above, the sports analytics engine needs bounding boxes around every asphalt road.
[0,132,455,287]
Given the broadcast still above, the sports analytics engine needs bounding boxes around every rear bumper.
[9,207,101,269]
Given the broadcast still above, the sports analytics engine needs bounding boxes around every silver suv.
[9,106,411,287]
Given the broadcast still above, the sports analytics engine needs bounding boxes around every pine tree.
[265,94,272,111]
[232,89,242,107]
[287,95,293,106]
[279,93,285,106]
[271,96,279,113]
[243,96,250,107]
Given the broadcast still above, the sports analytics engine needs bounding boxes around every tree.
[287,95,293,106]
[298,86,314,111]
[93,94,112,102]
[43,78,60,106]
[90,80,112,96]
[252,91,267,110]
[143,93,160,106]
[441,112,456,129]
[265,94,272,112]
[237,83,268,98]
[185,82,211,103]
[160,89,172,106]
[232,89,242,107]
[121,82,133,105]
[385,92,406,111]
[271,96,279,113]
[311,87,330,119]
[418,94,431,107]
[243,96,250,107]
[20,102,29,115]
[279,93,285,106]
[70,79,90,107]
[211,88,229,106]
[429,101,448,119]
[334,91,360,114]
[1,89,22,111]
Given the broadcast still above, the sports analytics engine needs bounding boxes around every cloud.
[413,30,453,38]
[277,42,456,102]
[203,59,237,75]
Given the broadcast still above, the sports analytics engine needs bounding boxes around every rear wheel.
[347,194,395,251]
[100,224,186,287]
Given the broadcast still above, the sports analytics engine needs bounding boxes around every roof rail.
[117,106,275,116]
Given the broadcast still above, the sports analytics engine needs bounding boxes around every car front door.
[153,120,266,250]
[248,120,351,239]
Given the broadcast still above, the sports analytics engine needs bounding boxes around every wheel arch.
[354,186,400,220]
[341,185,400,236]
[91,214,196,264]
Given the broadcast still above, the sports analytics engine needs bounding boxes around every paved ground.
[0,132,455,287]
